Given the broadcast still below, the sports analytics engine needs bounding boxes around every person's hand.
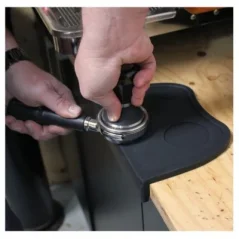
[74,7,156,122]
[6,61,81,140]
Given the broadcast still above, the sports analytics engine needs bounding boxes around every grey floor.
[50,183,91,231]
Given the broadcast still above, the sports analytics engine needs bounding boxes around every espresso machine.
[35,7,178,55]
[35,7,232,55]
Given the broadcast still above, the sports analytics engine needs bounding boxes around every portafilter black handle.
[114,64,140,106]
[6,99,89,131]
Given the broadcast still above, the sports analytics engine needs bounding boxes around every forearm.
[82,8,149,31]
[81,8,149,52]
[6,29,18,51]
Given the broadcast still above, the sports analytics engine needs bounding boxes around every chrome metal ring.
[97,106,149,136]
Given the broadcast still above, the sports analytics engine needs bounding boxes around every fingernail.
[68,105,81,116]
[108,113,118,122]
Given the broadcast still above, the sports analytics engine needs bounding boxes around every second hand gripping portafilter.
[7,64,149,144]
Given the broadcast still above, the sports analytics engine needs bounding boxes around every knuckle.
[49,126,65,135]
[64,87,72,96]
[131,47,140,59]
[59,83,71,95]
[33,134,40,141]
[150,42,154,52]
[34,81,50,98]
[54,94,70,108]
[80,86,93,100]
[31,131,41,140]
[55,97,66,107]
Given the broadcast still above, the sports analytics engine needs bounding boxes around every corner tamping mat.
[117,83,231,202]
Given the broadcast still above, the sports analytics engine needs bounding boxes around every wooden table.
[149,20,233,231]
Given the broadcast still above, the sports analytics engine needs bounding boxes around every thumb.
[94,91,122,122]
[39,80,81,118]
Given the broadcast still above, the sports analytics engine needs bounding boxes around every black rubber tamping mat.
[117,83,231,202]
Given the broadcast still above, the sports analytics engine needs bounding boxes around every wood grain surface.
[149,20,233,231]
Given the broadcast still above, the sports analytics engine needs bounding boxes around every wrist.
[5,61,32,106]
[6,47,31,72]
[6,29,18,51]
[6,60,33,77]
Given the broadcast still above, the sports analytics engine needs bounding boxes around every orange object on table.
[184,8,222,14]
